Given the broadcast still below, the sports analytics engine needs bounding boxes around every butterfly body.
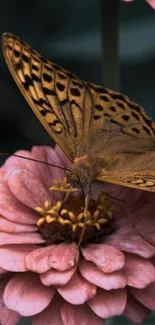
[66,154,126,193]
[2,33,155,193]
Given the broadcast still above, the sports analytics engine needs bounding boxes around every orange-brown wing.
[98,172,155,192]
[2,33,94,161]
[2,32,155,185]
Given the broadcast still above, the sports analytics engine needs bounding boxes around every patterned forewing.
[2,33,93,161]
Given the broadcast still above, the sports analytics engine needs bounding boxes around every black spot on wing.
[23,74,33,90]
[14,49,20,57]
[31,73,40,83]
[109,106,116,112]
[58,72,67,80]
[43,88,56,96]
[56,82,65,92]
[95,104,104,111]
[43,73,52,83]
[22,53,29,63]
[132,127,140,134]
[122,115,130,121]
[32,64,39,71]
[70,87,80,97]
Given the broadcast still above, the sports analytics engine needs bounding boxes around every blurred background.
[0,0,155,324]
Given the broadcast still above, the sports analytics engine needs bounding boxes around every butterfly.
[2,33,155,196]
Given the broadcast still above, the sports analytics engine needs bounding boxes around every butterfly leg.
[78,184,92,247]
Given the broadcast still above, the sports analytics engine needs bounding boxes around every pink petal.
[0,182,38,224]
[130,282,155,310]
[88,288,127,318]
[124,253,155,288]
[0,278,21,325]
[0,267,8,275]
[79,260,126,290]
[82,244,125,272]
[4,273,55,316]
[26,243,79,273]
[47,243,79,271]
[147,0,155,9]
[0,216,37,233]
[55,145,71,169]
[32,294,64,325]
[106,233,155,258]
[4,150,36,175]
[31,146,68,189]
[0,245,37,272]
[61,302,103,325]
[26,245,57,273]
[128,196,155,246]
[123,292,149,324]
[0,231,45,245]
[7,169,51,209]
[121,0,134,2]
[40,266,76,286]
[57,272,96,304]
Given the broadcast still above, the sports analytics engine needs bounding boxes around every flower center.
[35,177,115,246]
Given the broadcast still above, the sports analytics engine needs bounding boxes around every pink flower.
[0,145,155,324]
[122,0,155,9]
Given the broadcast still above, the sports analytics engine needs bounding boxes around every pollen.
[35,178,115,246]
[49,177,71,192]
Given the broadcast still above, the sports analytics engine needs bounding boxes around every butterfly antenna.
[0,151,70,171]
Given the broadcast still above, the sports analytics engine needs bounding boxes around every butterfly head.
[66,165,91,191]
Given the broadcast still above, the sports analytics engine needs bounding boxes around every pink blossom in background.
[122,0,155,9]
[0,146,155,324]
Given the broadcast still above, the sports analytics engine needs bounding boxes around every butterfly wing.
[2,33,95,162]
[95,149,155,192]
[98,173,155,192]
[2,33,155,193]
[85,87,155,192]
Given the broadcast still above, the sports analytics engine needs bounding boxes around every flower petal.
[88,288,127,318]
[32,146,69,189]
[4,273,55,316]
[32,294,64,325]
[123,292,149,324]
[0,216,37,233]
[57,272,96,304]
[7,169,51,208]
[48,243,79,271]
[0,267,8,275]
[81,244,125,272]
[0,231,45,246]
[130,282,155,310]
[61,302,103,325]
[147,0,155,9]
[106,233,155,258]
[40,266,76,286]
[0,277,21,325]
[4,150,36,175]
[25,245,57,273]
[124,253,155,288]
[0,182,38,224]
[26,243,79,273]
[79,260,126,290]
[0,245,37,272]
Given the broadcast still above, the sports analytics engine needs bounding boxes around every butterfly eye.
[80,175,86,183]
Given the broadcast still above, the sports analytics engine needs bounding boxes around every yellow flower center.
[35,177,115,246]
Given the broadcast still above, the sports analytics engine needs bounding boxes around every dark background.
[0,0,155,324]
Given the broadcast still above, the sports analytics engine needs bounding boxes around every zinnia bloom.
[122,0,155,9]
[0,145,155,324]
